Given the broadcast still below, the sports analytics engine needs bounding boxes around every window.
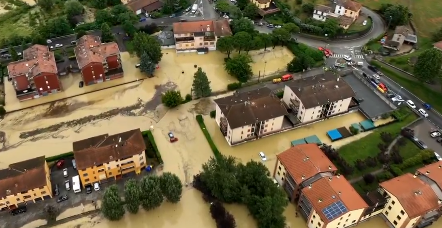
[338,222,340,225]
[345,219,348,222]
[248,129,250,132]
[279,166,281,170]
[388,206,392,210]
[352,220,356,223]
[199,43,202,45]
[241,131,243,134]
[278,171,281,176]
[313,215,316,219]
[109,172,112,175]
[393,220,397,225]
[343,224,346,227]
[385,211,389,215]
[107,167,111,170]
[83,173,88,177]
[311,116,313,119]
[340,217,343,220]
[391,201,395,205]
[400,210,405,215]
[396,215,401,220]
[41,191,46,194]
[16,198,20,201]
[348,214,351,217]
[317,222,321,226]
[281,177,284,181]
[311,220,313,224]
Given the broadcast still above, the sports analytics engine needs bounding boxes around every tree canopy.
[101,23,114,43]
[101,185,125,221]
[216,36,235,58]
[133,32,163,63]
[38,0,54,11]
[413,48,442,83]
[139,176,163,210]
[380,4,412,28]
[162,90,184,108]
[224,54,253,82]
[159,172,183,203]
[139,52,157,77]
[64,0,84,18]
[124,179,141,214]
[231,18,255,34]
[192,67,212,98]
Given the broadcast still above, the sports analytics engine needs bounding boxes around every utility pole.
[387,16,392,29]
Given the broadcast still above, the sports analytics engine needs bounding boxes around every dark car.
[79,81,84,88]
[86,185,93,194]
[57,195,69,203]
[437,137,442,143]
[10,206,27,216]
[54,184,60,196]
[367,65,377,72]
[411,137,428,149]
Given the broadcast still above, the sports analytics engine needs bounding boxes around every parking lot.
[412,120,442,155]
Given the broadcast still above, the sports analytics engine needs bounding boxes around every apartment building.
[333,0,362,21]
[73,129,147,188]
[299,175,368,228]
[312,0,361,29]
[274,143,338,203]
[172,19,232,53]
[74,35,123,86]
[0,156,52,210]
[214,87,288,145]
[251,0,271,9]
[415,162,442,227]
[7,44,62,101]
[282,72,355,123]
[379,173,441,228]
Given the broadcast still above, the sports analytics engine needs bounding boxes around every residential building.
[298,175,369,227]
[282,72,355,123]
[0,156,52,210]
[312,0,361,29]
[274,143,338,202]
[172,19,232,53]
[333,0,362,21]
[383,26,418,51]
[251,0,271,9]
[74,35,123,86]
[415,162,442,227]
[214,87,288,145]
[126,0,163,15]
[379,173,441,228]
[313,5,333,22]
[434,41,442,51]
[73,129,147,188]
[7,45,61,101]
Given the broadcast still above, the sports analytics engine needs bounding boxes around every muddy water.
[248,47,294,78]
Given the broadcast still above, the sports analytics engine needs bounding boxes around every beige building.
[299,175,368,228]
[415,162,442,227]
[274,143,338,203]
[172,20,232,53]
[282,72,355,123]
[379,173,441,228]
[334,0,362,21]
[312,0,361,29]
[214,87,288,145]
[73,129,147,188]
[0,156,52,210]
[251,0,271,9]
[384,26,418,51]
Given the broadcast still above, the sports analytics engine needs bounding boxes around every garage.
[136,9,142,15]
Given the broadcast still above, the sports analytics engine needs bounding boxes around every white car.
[275,25,282,28]
[435,152,442,161]
[392,97,404,102]
[94,183,100,191]
[55,44,63,48]
[65,180,70,191]
[343,55,352,61]
[431,132,441,138]
[47,39,52,44]
[259,152,267,161]
[223,15,229,19]
[406,100,416,109]
[373,74,380,79]
[418,108,429,117]
[63,168,68,178]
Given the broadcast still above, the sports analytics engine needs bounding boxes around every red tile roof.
[302,175,368,223]
[434,41,442,51]
[173,20,232,36]
[276,144,337,184]
[74,35,120,69]
[417,161,442,189]
[380,173,440,218]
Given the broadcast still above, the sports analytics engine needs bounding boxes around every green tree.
[192,67,212,98]
[92,0,107,9]
[162,90,184,108]
[322,18,341,37]
[229,6,243,19]
[111,4,131,15]
[159,172,183,203]
[9,47,19,61]
[283,23,300,34]
[132,32,163,63]
[44,205,59,222]
[124,179,141,214]
[233,31,252,53]
[432,27,442,42]
[122,20,137,37]
[139,51,157,77]
[287,55,314,72]
[414,48,442,83]
[101,185,125,221]
[251,36,264,52]
[271,28,291,47]
[64,0,84,18]
[301,3,314,14]
[231,18,254,34]
[101,23,114,42]
[139,176,163,210]
[108,0,122,6]
[243,3,258,18]
[259,33,273,50]
[95,9,114,26]
[215,0,231,13]
[76,29,87,39]
[383,4,412,28]
[217,36,235,58]
[38,17,72,38]
[225,54,253,82]
[117,12,139,24]
[38,0,54,11]
[0,106,6,117]
[31,33,46,45]
[236,0,248,9]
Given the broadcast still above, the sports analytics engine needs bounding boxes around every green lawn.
[371,60,442,113]
[347,17,372,33]
[0,5,34,40]
[398,140,421,159]
[352,179,379,194]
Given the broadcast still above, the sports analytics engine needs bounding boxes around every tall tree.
[271,28,291,47]
[224,54,253,82]
[44,205,59,222]
[101,185,125,221]
[251,36,264,52]
[236,0,248,9]
[414,48,442,83]
[124,179,141,214]
[432,27,442,42]
[9,47,19,61]
[139,176,163,210]
[107,0,122,6]
[133,32,163,63]
[215,0,231,13]
[322,18,341,37]
[38,17,72,38]
[95,9,114,26]
[101,23,114,42]
[139,51,157,77]
[383,4,412,28]
[231,18,254,34]
[233,31,252,53]
[259,33,273,50]
[76,29,87,39]
[122,20,137,37]
[92,0,107,9]
[64,0,84,18]
[243,3,258,18]
[283,23,300,34]
[159,172,183,203]
[216,36,235,58]
[162,90,184,108]
[38,0,54,11]
[192,67,212,98]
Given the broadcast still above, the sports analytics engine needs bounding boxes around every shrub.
[376,171,394,182]
[354,159,366,170]
[227,82,242,91]
[210,110,216,118]
[46,152,74,162]
[381,113,390,119]
[141,130,163,164]
[275,91,284,98]
[363,173,375,184]
[196,115,221,159]
[390,164,403,176]
[349,126,359,135]
[68,55,76,60]
[380,132,393,144]
[184,94,192,102]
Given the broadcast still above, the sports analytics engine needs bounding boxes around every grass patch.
[371,60,442,113]
[0,5,34,39]
[196,114,222,160]
[347,17,372,33]
[65,46,75,56]
[398,140,421,159]
[141,130,163,164]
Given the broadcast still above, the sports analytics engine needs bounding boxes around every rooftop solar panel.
[322,201,348,221]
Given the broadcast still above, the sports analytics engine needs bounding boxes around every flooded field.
[248,47,294,78]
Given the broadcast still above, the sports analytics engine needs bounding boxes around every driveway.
[412,120,442,156]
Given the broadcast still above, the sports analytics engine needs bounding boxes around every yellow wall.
[326,208,365,228]
[308,210,325,228]
[344,9,360,20]
[274,159,287,186]
[251,0,270,9]
[382,190,418,228]
[0,161,53,210]
[78,152,147,188]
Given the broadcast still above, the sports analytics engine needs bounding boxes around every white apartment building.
[313,5,333,22]
[214,87,288,145]
[312,0,361,29]
[282,72,355,123]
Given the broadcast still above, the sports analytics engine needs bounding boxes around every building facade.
[126,0,163,15]
[251,0,271,9]
[7,45,62,101]
[172,20,232,53]
[313,5,333,22]
[214,87,288,145]
[0,156,52,210]
[273,144,338,203]
[74,35,123,86]
[312,0,361,29]
[333,0,361,21]
[282,73,355,123]
[379,173,441,228]
[73,129,147,188]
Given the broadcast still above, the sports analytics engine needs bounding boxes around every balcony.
[175,37,195,43]
[204,36,216,42]
[220,117,228,136]
[290,98,300,108]
[284,183,294,198]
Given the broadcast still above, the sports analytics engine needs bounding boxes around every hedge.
[141,130,163,164]
[195,114,222,160]
[46,152,74,162]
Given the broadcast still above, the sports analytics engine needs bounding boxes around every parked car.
[10,206,27,216]
[85,185,92,194]
[437,137,442,143]
[418,108,429,117]
[65,180,70,191]
[412,137,428,149]
[259,152,267,161]
[392,97,404,102]
[431,131,441,138]
[367,65,378,72]
[56,159,65,169]
[63,168,68,178]
[135,63,140,68]
[275,25,282,28]
[362,20,367,26]
[46,39,52,44]
[72,159,76,169]
[54,184,60,196]
[406,100,416,109]
[435,152,442,161]
[386,92,396,98]
[267,24,274,28]
[373,74,380,80]
[55,44,63,48]
[57,195,69,203]
[94,183,100,191]
[423,103,432,110]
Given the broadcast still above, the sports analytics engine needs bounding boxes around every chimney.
[335,85,339,89]
[426,171,430,175]
[415,190,422,195]
[302,175,305,180]
[413,175,417,178]
[328,165,332,170]
[328,177,332,181]
[119,137,122,143]
[318,198,322,202]
[207,24,210,31]
[338,191,341,195]
[308,184,312,189]
[337,174,340,178]
[332,195,336,199]
[439,165,441,169]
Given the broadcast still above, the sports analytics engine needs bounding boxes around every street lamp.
[387,16,392,29]
[263,61,267,78]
